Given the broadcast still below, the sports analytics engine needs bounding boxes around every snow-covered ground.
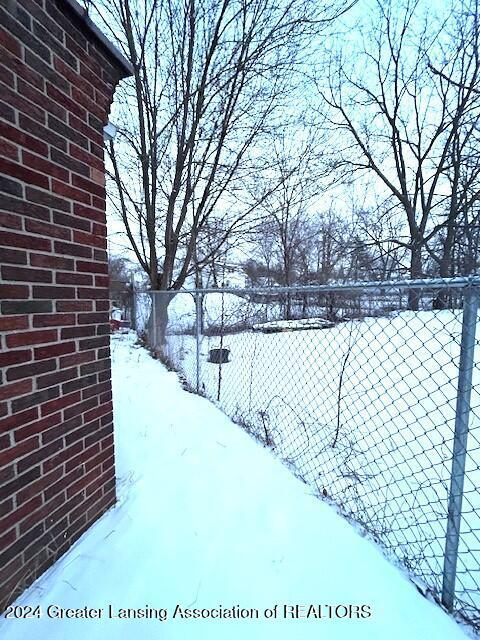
[163,308,480,618]
[0,334,471,639]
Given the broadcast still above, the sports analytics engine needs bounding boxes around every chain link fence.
[134,277,480,630]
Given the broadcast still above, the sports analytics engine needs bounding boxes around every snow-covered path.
[0,334,470,639]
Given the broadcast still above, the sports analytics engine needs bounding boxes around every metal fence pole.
[442,285,479,611]
[152,292,157,349]
[195,292,201,393]
[130,275,136,331]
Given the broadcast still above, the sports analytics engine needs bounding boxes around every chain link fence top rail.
[135,277,480,631]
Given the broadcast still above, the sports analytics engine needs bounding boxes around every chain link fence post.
[195,291,202,393]
[152,291,157,350]
[442,284,479,612]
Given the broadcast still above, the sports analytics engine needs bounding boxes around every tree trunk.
[408,243,423,311]
[148,290,177,353]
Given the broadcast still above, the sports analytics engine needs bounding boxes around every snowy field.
[0,334,471,639]
[161,303,480,620]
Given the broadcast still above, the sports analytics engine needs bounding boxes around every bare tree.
[91,0,353,294]
[321,0,480,308]
[249,129,324,318]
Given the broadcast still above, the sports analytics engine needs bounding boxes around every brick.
[95,275,109,288]
[32,21,77,70]
[68,113,103,147]
[56,300,92,312]
[19,113,68,152]
[66,442,100,474]
[77,287,110,300]
[38,367,78,390]
[43,440,82,473]
[48,113,89,150]
[18,491,65,536]
[2,265,52,283]
[0,62,14,89]
[59,350,95,368]
[0,100,15,123]
[61,325,95,339]
[41,391,82,417]
[0,522,44,568]
[12,386,59,413]
[0,408,37,436]
[0,157,49,190]
[71,174,105,198]
[0,25,22,58]
[72,202,105,223]
[0,436,39,467]
[78,312,106,325]
[0,193,50,222]
[0,379,32,402]
[54,56,93,99]
[0,349,32,368]
[62,373,96,395]
[18,78,67,122]
[0,283,29,299]
[16,466,62,505]
[0,175,23,198]
[54,240,92,258]
[0,496,42,536]
[0,211,22,230]
[0,315,28,331]
[7,358,56,382]
[33,313,75,328]
[46,84,87,122]
[43,466,81,503]
[73,230,106,249]
[93,248,107,262]
[52,211,90,233]
[30,253,74,271]
[69,143,103,171]
[84,402,112,424]
[14,412,61,444]
[92,222,107,237]
[33,285,76,299]
[64,397,98,422]
[6,329,57,349]
[0,230,51,251]
[24,49,70,93]
[22,150,69,182]
[0,248,27,265]
[76,260,107,274]
[52,179,91,205]
[0,466,41,503]
[2,300,53,315]
[56,271,92,285]
[80,359,110,376]
[0,463,14,486]
[0,138,19,162]
[34,341,76,360]
[79,336,109,351]
[0,82,46,124]
[0,7,50,62]
[25,186,71,212]
[25,218,71,240]
[0,121,48,157]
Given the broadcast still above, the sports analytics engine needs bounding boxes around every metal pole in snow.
[442,285,479,611]
[195,292,201,393]
[152,292,157,350]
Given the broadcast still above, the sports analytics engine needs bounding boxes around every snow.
[162,307,480,616]
[252,317,335,331]
[0,333,470,639]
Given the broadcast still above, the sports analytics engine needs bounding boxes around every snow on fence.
[134,277,480,630]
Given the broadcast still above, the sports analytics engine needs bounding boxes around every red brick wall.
[0,0,129,609]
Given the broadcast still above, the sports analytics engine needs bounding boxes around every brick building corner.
[0,0,132,609]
